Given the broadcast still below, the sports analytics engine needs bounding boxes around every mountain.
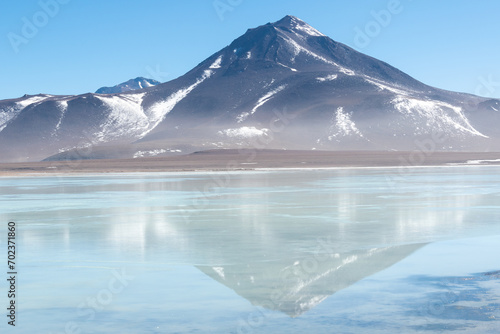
[95,77,161,94]
[1,15,499,162]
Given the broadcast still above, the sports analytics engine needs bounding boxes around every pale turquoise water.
[0,167,499,333]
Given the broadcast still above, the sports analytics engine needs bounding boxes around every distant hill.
[95,77,160,94]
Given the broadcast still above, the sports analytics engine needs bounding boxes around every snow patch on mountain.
[293,21,325,37]
[94,93,148,142]
[251,85,287,114]
[133,149,169,158]
[0,95,52,133]
[278,33,358,77]
[392,97,488,138]
[364,77,410,95]
[280,34,338,67]
[142,58,220,137]
[0,106,22,133]
[238,85,287,122]
[317,74,338,82]
[96,78,160,94]
[52,100,68,136]
[328,107,363,139]
[218,126,269,138]
[16,95,50,108]
[339,68,355,76]
[277,62,298,72]
[121,93,145,106]
[210,56,223,69]
[280,15,325,38]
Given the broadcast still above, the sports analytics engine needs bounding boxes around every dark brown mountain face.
[1,15,499,162]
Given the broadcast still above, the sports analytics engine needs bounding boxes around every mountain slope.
[1,15,499,162]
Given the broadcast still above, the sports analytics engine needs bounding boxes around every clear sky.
[2,0,500,100]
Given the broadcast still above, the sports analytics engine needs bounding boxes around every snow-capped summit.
[96,77,160,94]
[0,15,499,162]
[273,15,326,37]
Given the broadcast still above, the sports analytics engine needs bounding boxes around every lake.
[1,167,499,333]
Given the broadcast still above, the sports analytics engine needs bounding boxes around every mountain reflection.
[197,243,424,317]
[15,169,497,318]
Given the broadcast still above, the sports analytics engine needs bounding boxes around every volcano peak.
[272,15,325,37]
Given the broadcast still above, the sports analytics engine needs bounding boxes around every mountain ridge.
[95,77,161,94]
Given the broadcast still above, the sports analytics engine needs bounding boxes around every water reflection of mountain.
[197,243,424,317]
[16,169,498,317]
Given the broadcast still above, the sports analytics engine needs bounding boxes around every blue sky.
[1,0,500,100]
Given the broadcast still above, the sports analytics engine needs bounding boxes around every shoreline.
[1,164,500,179]
[1,149,500,177]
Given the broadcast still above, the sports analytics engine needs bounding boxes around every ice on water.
[1,167,499,333]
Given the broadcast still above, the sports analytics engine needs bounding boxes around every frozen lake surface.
[1,167,499,333]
